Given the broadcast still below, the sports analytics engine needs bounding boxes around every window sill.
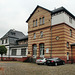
[39,23,44,26]
[33,26,37,28]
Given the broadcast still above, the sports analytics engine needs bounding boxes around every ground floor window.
[39,43,44,55]
[11,49,17,55]
[33,44,37,56]
[21,48,26,56]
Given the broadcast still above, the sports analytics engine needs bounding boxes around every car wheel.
[44,62,46,65]
[37,64,40,65]
[63,62,65,65]
[55,63,57,66]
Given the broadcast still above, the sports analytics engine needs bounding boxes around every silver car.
[36,58,47,65]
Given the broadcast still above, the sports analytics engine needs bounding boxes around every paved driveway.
[0,61,75,75]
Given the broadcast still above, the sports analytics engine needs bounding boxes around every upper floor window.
[2,40,4,44]
[69,17,72,23]
[42,17,44,24]
[5,39,7,43]
[40,31,43,38]
[40,18,42,25]
[11,32,16,35]
[67,42,69,48]
[33,20,35,27]
[34,33,36,39]
[70,29,72,37]
[33,19,37,27]
[39,17,45,25]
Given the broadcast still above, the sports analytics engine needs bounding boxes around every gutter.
[50,14,52,58]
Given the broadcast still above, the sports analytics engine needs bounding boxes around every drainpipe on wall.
[71,46,73,64]
[50,15,52,58]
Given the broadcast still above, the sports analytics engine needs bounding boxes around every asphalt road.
[0,61,75,75]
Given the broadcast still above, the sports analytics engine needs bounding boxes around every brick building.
[26,5,75,63]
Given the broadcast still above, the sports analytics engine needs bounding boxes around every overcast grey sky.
[0,0,75,38]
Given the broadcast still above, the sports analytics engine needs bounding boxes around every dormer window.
[11,32,16,35]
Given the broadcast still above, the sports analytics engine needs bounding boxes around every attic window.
[69,17,72,23]
[11,32,16,35]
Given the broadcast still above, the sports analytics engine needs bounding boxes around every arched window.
[39,43,44,56]
[33,44,37,56]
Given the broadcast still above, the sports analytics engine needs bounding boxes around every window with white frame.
[40,31,43,38]
[70,29,72,37]
[34,33,36,39]
[40,43,44,55]
[33,44,37,56]
[21,48,26,56]
[11,49,17,55]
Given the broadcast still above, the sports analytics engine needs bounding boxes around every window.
[40,31,43,38]
[5,39,7,43]
[69,17,72,23]
[70,29,72,37]
[36,20,37,26]
[40,17,45,25]
[2,40,4,44]
[42,17,44,24]
[33,44,37,56]
[21,48,26,56]
[33,19,37,27]
[33,20,35,27]
[34,33,36,39]
[39,43,44,55]
[11,49,17,55]
[40,18,42,25]
[67,42,69,48]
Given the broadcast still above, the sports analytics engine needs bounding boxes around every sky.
[0,0,75,38]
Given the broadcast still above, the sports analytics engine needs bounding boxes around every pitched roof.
[26,6,75,22]
[26,5,51,22]
[51,7,75,19]
[16,35,28,41]
[1,29,25,39]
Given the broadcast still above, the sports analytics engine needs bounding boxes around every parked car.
[36,58,47,65]
[46,58,65,66]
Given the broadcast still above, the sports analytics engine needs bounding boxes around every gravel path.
[0,61,75,75]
